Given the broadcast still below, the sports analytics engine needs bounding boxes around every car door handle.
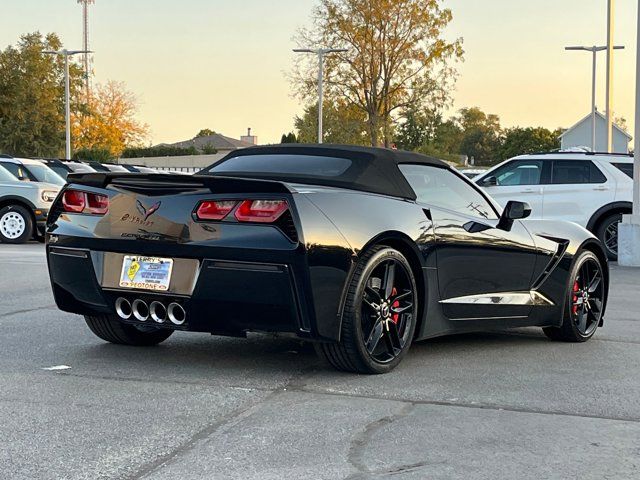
[520,188,537,193]
[593,185,610,191]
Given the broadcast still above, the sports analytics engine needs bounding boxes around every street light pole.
[44,49,91,160]
[293,48,348,144]
[618,0,640,267]
[606,0,615,152]
[565,45,624,151]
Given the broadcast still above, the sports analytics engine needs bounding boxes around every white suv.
[474,152,634,260]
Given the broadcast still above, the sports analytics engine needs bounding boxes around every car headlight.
[41,190,58,202]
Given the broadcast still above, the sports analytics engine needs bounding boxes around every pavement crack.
[346,402,415,479]
[123,363,318,480]
[124,388,281,480]
[294,386,640,424]
[2,304,57,317]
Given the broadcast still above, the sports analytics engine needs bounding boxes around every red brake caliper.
[572,280,580,315]
[391,287,400,324]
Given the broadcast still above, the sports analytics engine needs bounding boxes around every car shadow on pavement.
[67,328,556,382]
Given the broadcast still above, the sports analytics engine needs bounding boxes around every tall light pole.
[565,45,624,151]
[618,0,640,266]
[293,48,348,143]
[77,0,96,93]
[606,0,616,152]
[44,49,91,159]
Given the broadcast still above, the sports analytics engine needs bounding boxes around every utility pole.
[293,48,348,143]
[44,49,92,160]
[618,0,640,266]
[77,0,95,93]
[606,0,615,152]
[565,45,624,151]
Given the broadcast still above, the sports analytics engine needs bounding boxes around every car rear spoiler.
[66,172,294,195]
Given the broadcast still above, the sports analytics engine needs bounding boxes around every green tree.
[395,107,431,151]
[0,32,84,157]
[280,132,298,144]
[499,127,561,161]
[294,101,368,145]
[196,128,215,137]
[201,143,218,154]
[292,0,463,147]
[457,107,501,165]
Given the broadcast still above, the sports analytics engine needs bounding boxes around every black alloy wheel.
[596,214,622,260]
[361,257,415,363]
[315,246,418,374]
[570,256,604,337]
[544,250,604,342]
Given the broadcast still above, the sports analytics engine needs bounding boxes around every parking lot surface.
[1,243,639,479]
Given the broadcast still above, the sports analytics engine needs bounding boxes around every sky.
[1,0,639,145]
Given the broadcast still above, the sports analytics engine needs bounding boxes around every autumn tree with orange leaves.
[72,80,149,158]
[292,0,463,147]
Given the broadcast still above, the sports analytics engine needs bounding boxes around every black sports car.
[46,145,609,374]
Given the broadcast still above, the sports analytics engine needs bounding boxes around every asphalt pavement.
[1,243,639,479]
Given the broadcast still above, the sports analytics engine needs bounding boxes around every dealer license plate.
[119,256,173,291]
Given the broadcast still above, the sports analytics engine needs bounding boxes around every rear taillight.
[194,199,289,223]
[61,189,109,215]
[62,190,85,213]
[195,200,237,220]
[235,200,288,223]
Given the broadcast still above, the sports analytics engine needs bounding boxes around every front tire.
[596,213,622,260]
[543,250,605,342]
[84,315,173,346]
[316,246,418,374]
[0,205,34,244]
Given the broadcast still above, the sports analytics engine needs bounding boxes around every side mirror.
[480,175,497,187]
[497,200,531,231]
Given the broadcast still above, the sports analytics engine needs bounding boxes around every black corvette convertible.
[46,145,609,373]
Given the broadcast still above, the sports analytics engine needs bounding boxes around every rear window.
[207,154,352,177]
[551,160,606,184]
[613,162,633,178]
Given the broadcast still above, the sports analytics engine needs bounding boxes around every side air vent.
[274,210,299,243]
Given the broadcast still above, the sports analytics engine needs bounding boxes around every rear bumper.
[47,246,309,338]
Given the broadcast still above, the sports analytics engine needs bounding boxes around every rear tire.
[0,205,34,244]
[596,213,622,260]
[84,315,173,346]
[543,250,604,342]
[315,246,418,374]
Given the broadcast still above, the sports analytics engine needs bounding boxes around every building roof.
[200,143,448,200]
[558,111,632,140]
[165,133,256,151]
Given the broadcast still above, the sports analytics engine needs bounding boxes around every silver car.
[0,164,60,243]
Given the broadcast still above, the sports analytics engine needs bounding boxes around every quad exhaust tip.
[167,302,186,325]
[115,297,132,320]
[149,301,167,324]
[115,298,185,325]
[131,299,149,322]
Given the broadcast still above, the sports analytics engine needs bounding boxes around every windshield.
[0,165,18,183]
[25,164,66,186]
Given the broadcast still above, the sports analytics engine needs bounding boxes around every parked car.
[34,158,73,180]
[46,145,609,374]
[120,165,159,174]
[0,164,60,243]
[62,160,97,175]
[85,162,130,173]
[458,168,488,179]
[0,156,66,187]
[475,152,633,259]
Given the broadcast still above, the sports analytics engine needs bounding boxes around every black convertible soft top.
[200,144,449,201]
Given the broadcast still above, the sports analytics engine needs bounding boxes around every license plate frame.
[119,255,174,291]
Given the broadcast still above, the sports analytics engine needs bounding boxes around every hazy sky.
[1,0,638,145]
